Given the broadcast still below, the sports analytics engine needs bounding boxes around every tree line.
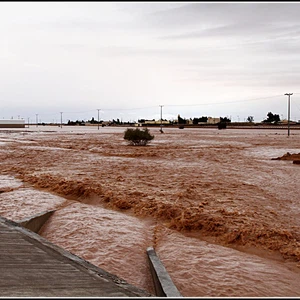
[67,112,285,126]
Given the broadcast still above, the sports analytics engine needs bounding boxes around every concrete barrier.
[18,210,55,233]
[147,246,183,297]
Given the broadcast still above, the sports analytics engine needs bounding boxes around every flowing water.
[0,126,300,297]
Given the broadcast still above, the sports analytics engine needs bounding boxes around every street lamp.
[284,93,293,136]
[159,105,164,133]
[97,109,100,130]
[60,112,63,128]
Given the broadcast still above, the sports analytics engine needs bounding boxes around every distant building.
[0,119,25,128]
[140,120,170,125]
[207,117,220,124]
[279,119,298,125]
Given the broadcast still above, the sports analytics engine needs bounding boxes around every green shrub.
[124,128,154,146]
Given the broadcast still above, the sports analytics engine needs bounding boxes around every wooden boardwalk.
[0,216,153,297]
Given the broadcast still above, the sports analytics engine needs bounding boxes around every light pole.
[97,109,100,130]
[60,112,63,128]
[36,114,38,127]
[159,105,164,133]
[284,93,293,136]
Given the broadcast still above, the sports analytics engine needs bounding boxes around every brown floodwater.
[0,125,300,297]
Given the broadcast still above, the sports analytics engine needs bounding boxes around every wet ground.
[0,125,299,297]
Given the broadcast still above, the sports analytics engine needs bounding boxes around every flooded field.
[0,125,300,297]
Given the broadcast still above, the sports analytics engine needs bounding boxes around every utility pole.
[60,112,63,128]
[284,93,293,136]
[36,114,38,127]
[159,105,164,133]
[97,109,100,130]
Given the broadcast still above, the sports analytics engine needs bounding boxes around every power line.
[294,102,300,112]
[62,109,96,114]
[166,94,284,107]
[20,93,300,123]
[58,94,288,114]
[102,106,158,111]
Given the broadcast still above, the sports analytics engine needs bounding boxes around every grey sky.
[1,1,300,123]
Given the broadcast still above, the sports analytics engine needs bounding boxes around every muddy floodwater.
[0,125,300,297]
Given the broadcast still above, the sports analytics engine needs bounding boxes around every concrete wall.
[147,247,182,297]
[18,210,55,233]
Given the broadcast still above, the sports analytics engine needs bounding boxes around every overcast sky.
[1,1,300,123]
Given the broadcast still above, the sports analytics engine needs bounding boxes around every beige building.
[142,120,170,125]
[280,119,298,125]
[207,117,220,124]
[0,120,25,128]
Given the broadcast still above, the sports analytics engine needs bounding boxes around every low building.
[141,120,170,125]
[0,119,25,128]
[279,119,298,125]
[207,117,220,124]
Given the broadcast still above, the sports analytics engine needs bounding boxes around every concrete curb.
[18,210,55,233]
[147,246,183,297]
